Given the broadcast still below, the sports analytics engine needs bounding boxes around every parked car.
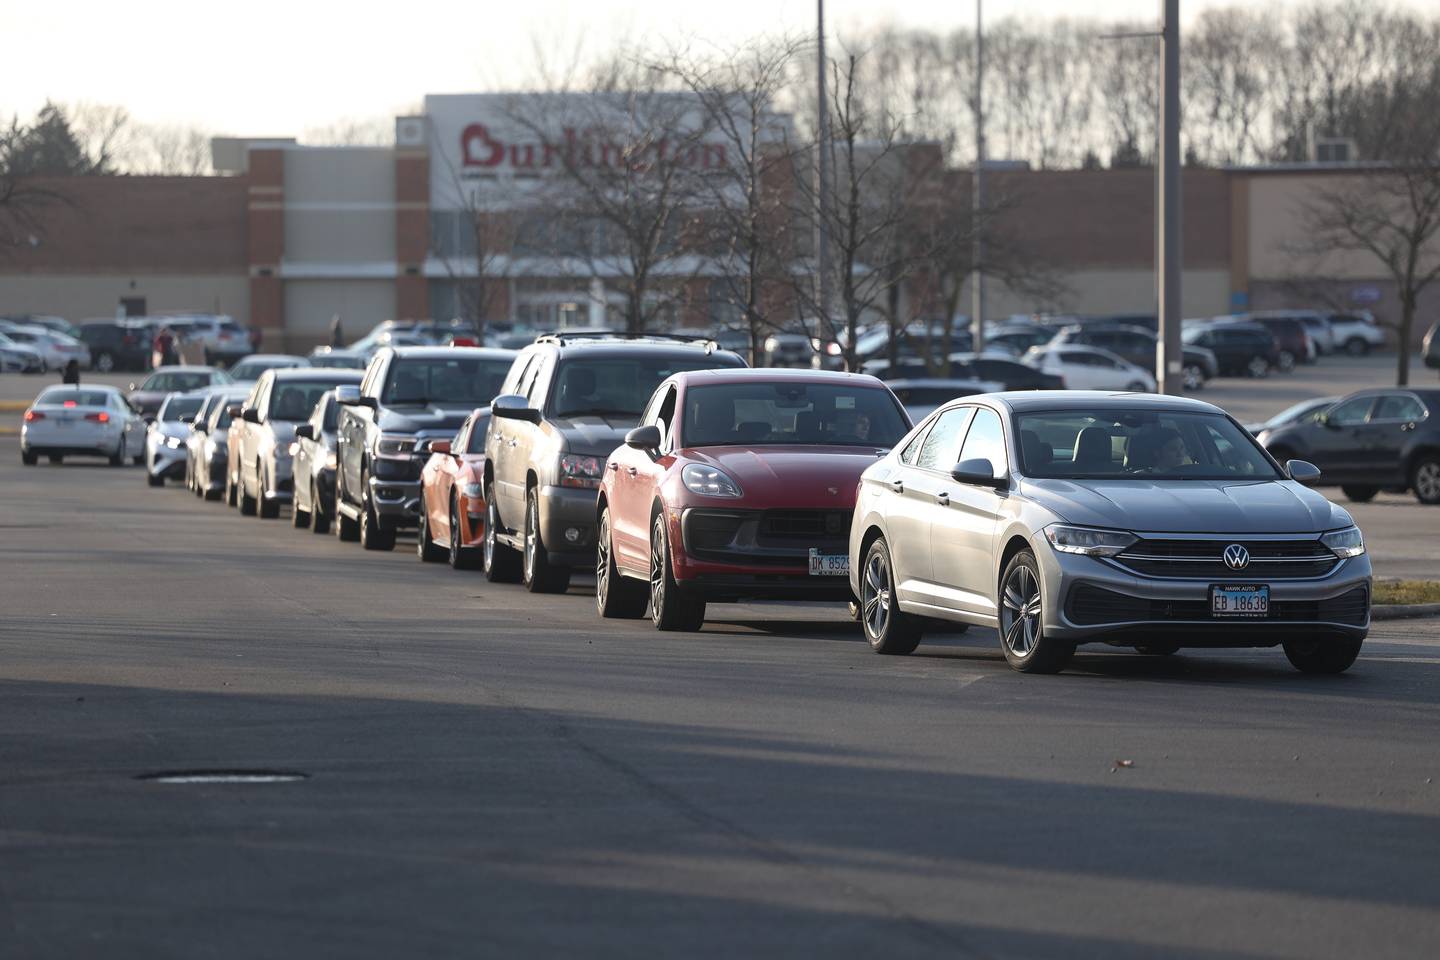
[144,391,210,486]
[230,368,365,518]
[127,366,231,418]
[76,319,153,372]
[762,333,816,368]
[2,314,79,339]
[416,407,492,568]
[152,314,252,366]
[0,332,46,373]
[186,387,250,500]
[887,379,991,421]
[1424,318,1440,372]
[1022,344,1157,392]
[227,354,309,383]
[852,322,974,368]
[1245,396,1339,436]
[1220,315,1313,369]
[290,388,347,533]
[850,391,1371,673]
[982,325,1055,356]
[1,326,90,370]
[484,335,747,592]
[1182,322,1279,378]
[595,369,913,629]
[860,356,1005,392]
[1048,325,1217,390]
[1261,388,1440,504]
[1326,312,1388,356]
[19,384,146,466]
[335,346,518,549]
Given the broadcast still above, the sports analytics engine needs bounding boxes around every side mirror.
[143,415,156,425]
[951,458,1007,489]
[1286,459,1322,486]
[625,424,663,451]
[491,394,541,424]
[430,439,452,455]
[192,421,208,434]
[241,407,261,424]
[334,385,363,406]
[225,403,242,418]
[295,423,314,440]
[179,414,194,424]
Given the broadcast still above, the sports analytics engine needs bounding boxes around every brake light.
[24,410,44,421]
[85,412,110,423]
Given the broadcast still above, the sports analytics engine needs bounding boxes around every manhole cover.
[136,770,308,784]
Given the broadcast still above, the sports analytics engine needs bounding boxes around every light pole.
[815,0,834,361]
[971,0,986,353]
[1157,0,1183,395]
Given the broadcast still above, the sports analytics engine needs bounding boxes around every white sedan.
[1023,344,1156,392]
[20,384,147,466]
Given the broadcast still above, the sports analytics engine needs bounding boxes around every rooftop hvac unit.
[395,116,428,149]
[1311,137,1357,164]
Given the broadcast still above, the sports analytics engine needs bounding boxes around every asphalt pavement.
[2,433,1439,958]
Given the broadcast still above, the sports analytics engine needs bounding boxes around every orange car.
[418,407,489,568]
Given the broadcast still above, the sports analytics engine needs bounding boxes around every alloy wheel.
[524,495,538,582]
[596,513,612,609]
[1416,461,1440,503]
[649,517,665,622]
[1001,563,1043,659]
[861,549,891,640]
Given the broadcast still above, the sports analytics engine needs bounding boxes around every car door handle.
[627,466,638,476]
[607,462,619,471]
[507,438,518,447]
[935,491,950,506]
[889,479,904,493]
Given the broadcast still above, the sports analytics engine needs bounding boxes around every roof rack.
[532,331,721,353]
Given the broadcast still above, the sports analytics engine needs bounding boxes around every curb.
[0,401,28,411]
[1372,603,1440,621]
[0,426,17,437]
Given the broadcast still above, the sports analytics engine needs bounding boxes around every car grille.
[1068,584,1368,626]
[682,509,852,567]
[1112,537,1338,580]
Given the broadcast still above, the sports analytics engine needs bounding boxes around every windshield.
[157,395,205,422]
[1016,409,1280,480]
[1265,398,1334,428]
[269,382,342,421]
[142,372,217,392]
[682,382,910,448]
[551,355,740,418]
[381,357,512,406]
[37,387,113,407]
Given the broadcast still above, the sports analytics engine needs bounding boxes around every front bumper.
[367,474,422,526]
[1035,542,1372,644]
[537,484,600,565]
[147,442,187,478]
[671,506,855,602]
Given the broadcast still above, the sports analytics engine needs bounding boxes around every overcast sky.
[5,0,1428,136]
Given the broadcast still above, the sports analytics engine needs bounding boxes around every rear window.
[142,372,215,392]
[158,395,205,422]
[37,387,113,407]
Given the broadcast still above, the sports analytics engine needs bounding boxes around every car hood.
[1020,477,1352,533]
[552,414,639,457]
[685,445,888,507]
[377,405,474,434]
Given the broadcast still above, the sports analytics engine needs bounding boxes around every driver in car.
[1127,426,1188,473]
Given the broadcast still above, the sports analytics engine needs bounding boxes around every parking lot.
[2,351,1439,958]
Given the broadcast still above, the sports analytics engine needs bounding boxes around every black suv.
[1261,388,1440,504]
[333,346,517,549]
[483,334,746,592]
[1183,323,1280,378]
[77,319,153,372]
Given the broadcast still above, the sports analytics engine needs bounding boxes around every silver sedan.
[849,391,1371,674]
[20,384,146,466]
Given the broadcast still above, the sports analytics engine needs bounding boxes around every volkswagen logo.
[1223,544,1251,570]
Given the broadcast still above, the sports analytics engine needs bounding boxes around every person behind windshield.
[1127,426,1187,473]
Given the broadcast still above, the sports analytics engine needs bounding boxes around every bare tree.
[430,142,519,337]
[658,36,806,363]
[63,102,132,173]
[1183,8,1278,166]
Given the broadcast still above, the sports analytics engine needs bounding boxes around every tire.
[94,351,116,373]
[147,471,164,487]
[335,504,360,542]
[309,480,330,534]
[998,549,1074,674]
[596,507,647,618]
[109,442,124,467]
[1283,635,1363,674]
[1345,338,1369,357]
[225,470,238,507]
[859,537,922,655]
[416,501,446,562]
[292,491,309,528]
[1247,356,1270,379]
[483,488,522,583]
[1411,455,1440,505]
[448,498,479,569]
[522,486,570,593]
[649,513,704,631]
[257,462,280,519]
[359,471,395,551]
[1182,364,1205,391]
[1277,350,1296,372]
[21,448,37,466]
[1342,485,1379,503]
[238,469,256,513]
[1136,641,1181,656]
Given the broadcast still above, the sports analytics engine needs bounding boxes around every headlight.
[375,434,416,459]
[287,441,300,457]
[462,481,484,498]
[1044,524,1136,557]
[682,463,743,498]
[324,451,338,470]
[559,453,603,489]
[1321,526,1365,558]
[164,436,184,449]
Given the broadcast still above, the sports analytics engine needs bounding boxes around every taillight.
[24,410,44,421]
[85,412,110,423]
[63,400,77,407]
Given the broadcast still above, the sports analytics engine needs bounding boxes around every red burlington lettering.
[461,124,505,167]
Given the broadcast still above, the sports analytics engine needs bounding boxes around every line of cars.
[17,329,1378,678]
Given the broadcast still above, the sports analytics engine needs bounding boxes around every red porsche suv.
[595,368,913,631]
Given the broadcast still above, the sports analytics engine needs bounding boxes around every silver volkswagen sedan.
[849,391,1370,674]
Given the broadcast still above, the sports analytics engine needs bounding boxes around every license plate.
[808,549,849,577]
[1211,584,1269,618]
